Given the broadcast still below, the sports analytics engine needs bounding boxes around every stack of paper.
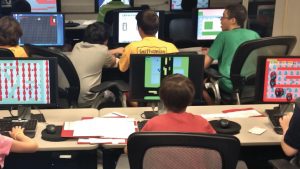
[201,108,263,119]
[62,117,137,144]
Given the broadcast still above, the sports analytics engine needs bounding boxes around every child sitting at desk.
[141,74,216,133]
[0,126,38,168]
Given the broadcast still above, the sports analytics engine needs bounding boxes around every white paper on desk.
[201,109,262,119]
[102,112,128,118]
[82,20,96,25]
[72,118,136,138]
[64,121,82,130]
[78,138,126,144]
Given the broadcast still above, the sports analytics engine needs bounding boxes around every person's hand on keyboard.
[9,126,25,140]
[279,112,293,135]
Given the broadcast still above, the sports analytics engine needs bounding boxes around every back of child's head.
[159,74,195,113]
[0,16,23,46]
[136,9,159,36]
[83,22,110,45]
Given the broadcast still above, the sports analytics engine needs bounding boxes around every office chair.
[24,44,128,108]
[164,12,197,48]
[0,48,15,57]
[269,155,300,169]
[205,36,297,104]
[126,132,247,169]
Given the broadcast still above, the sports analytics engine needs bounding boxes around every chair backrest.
[229,36,297,101]
[24,44,80,107]
[127,132,241,169]
[165,12,197,48]
[0,48,15,57]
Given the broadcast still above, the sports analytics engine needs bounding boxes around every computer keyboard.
[137,120,148,131]
[0,119,38,138]
[266,111,283,135]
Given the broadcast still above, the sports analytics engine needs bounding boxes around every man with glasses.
[203,4,260,104]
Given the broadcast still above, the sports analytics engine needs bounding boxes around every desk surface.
[65,20,97,30]
[99,104,282,146]
[0,108,99,151]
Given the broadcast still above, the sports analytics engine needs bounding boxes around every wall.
[273,0,300,55]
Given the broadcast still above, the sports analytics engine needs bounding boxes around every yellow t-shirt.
[0,46,28,58]
[119,37,178,72]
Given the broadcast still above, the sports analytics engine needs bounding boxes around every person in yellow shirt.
[0,16,28,58]
[119,9,178,72]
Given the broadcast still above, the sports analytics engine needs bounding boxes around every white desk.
[0,108,99,151]
[99,104,282,146]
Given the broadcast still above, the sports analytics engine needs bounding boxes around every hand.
[279,113,293,134]
[9,126,25,139]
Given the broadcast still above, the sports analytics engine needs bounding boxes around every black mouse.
[219,119,230,129]
[45,124,56,134]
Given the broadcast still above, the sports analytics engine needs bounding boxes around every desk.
[99,104,282,146]
[1,108,99,169]
[65,20,97,30]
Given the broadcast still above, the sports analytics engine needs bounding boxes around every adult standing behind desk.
[0,16,28,57]
[69,22,124,107]
[119,9,178,72]
[97,0,130,22]
[203,4,260,104]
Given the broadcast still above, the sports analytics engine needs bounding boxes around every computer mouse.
[219,119,230,129]
[45,124,56,134]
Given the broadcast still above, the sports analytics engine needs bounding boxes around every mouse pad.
[41,126,69,142]
[209,120,241,135]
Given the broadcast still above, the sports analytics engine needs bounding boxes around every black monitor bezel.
[112,10,165,47]
[27,0,61,13]
[0,57,58,107]
[12,12,65,47]
[170,0,210,11]
[129,54,204,103]
[255,55,300,104]
[194,8,224,47]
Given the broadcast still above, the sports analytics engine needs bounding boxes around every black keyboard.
[0,119,38,138]
[267,112,283,135]
[137,120,148,131]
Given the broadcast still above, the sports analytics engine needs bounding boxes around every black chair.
[24,44,80,108]
[205,36,297,104]
[126,132,247,169]
[164,12,197,48]
[269,155,300,169]
[24,44,128,108]
[0,48,15,57]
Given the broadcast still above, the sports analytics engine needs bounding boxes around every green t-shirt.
[208,28,260,93]
[97,1,130,22]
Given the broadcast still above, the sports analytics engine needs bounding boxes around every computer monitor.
[196,8,224,41]
[0,57,58,119]
[170,0,209,11]
[98,0,130,8]
[12,13,64,46]
[256,56,300,114]
[113,10,164,46]
[27,0,60,12]
[129,54,204,103]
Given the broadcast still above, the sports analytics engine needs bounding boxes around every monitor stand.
[4,106,46,122]
[265,103,294,115]
[142,102,165,119]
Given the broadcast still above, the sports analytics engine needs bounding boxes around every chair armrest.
[269,159,300,169]
[90,80,129,93]
[205,68,222,79]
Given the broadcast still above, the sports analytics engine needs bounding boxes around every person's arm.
[108,47,124,56]
[119,46,131,72]
[204,54,213,69]
[279,113,298,156]
[9,126,38,153]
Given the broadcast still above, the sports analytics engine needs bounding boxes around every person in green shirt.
[203,4,260,104]
[97,0,130,22]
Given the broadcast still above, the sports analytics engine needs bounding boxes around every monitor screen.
[0,57,58,106]
[12,13,64,46]
[196,8,224,40]
[256,56,300,103]
[171,0,209,11]
[129,54,204,102]
[98,0,129,8]
[27,0,60,12]
[114,10,163,46]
